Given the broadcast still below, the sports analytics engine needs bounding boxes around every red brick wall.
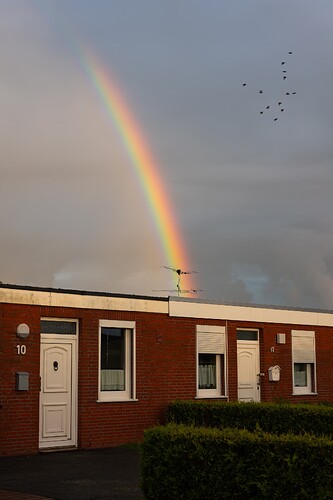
[232,321,333,404]
[315,327,333,400]
[2,302,333,456]
[40,307,199,450]
[0,304,41,456]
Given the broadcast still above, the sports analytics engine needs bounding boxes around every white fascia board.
[169,299,333,327]
[0,288,168,314]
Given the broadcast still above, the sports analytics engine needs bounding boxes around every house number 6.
[16,345,27,355]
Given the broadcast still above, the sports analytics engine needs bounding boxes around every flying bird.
[286,92,290,95]
[274,118,278,121]
[259,89,263,93]
[278,102,282,106]
[283,76,287,80]
[292,92,296,95]
[281,108,284,112]
[266,105,270,109]
[243,83,247,86]
[288,51,293,54]
[281,61,285,65]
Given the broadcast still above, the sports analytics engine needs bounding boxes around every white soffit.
[169,299,333,327]
[0,288,168,314]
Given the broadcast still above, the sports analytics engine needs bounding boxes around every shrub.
[141,423,333,499]
[167,400,333,437]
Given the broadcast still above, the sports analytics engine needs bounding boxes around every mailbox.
[16,372,29,391]
[268,365,281,382]
[276,333,286,344]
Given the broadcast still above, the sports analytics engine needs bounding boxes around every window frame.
[98,320,136,402]
[294,363,312,392]
[236,329,258,342]
[40,318,78,337]
[196,325,227,399]
[291,330,316,395]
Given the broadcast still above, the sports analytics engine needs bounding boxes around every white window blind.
[292,331,315,363]
[197,326,225,354]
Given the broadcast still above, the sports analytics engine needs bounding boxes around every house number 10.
[16,345,27,355]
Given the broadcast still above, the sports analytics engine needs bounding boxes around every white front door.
[39,336,77,449]
[237,339,260,402]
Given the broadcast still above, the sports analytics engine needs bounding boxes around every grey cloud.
[2,1,333,308]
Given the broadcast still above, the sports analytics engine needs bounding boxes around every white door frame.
[39,332,78,449]
[237,334,260,402]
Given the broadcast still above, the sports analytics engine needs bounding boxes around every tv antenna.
[153,288,202,296]
[157,266,199,296]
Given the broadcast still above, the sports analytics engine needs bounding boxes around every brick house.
[1,283,333,456]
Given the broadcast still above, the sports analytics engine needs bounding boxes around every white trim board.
[0,287,168,314]
[169,299,333,327]
[2,285,333,327]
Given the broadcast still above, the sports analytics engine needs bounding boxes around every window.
[98,320,136,402]
[237,330,258,341]
[292,330,316,395]
[197,325,226,398]
[40,319,77,335]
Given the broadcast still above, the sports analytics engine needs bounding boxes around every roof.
[0,282,168,302]
[1,282,333,326]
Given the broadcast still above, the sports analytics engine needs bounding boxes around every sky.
[1,0,333,309]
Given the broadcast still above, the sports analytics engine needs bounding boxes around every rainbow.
[80,51,196,293]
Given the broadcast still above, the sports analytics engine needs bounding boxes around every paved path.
[0,492,52,499]
[0,447,144,500]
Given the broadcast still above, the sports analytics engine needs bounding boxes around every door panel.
[42,404,67,438]
[39,340,76,448]
[43,346,70,393]
[237,343,260,402]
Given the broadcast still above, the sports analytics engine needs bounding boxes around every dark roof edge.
[0,283,169,303]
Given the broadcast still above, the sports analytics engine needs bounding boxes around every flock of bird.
[153,54,298,296]
[242,51,297,122]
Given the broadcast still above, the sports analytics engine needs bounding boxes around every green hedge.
[141,423,333,499]
[167,400,333,437]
